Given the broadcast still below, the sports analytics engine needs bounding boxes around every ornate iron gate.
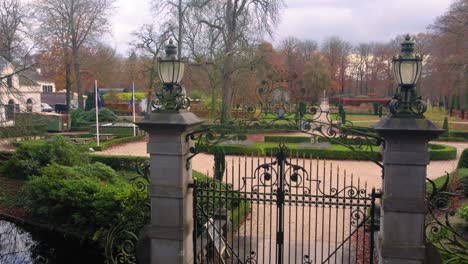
[193,143,377,264]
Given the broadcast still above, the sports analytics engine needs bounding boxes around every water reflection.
[0,220,104,264]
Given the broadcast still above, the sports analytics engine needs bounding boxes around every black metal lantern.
[388,34,426,117]
[158,39,185,86]
[153,39,190,111]
[392,35,422,90]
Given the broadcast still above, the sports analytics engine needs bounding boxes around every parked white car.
[41,103,53,112]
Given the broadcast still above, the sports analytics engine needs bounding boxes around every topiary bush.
[2,136,88,179]
[442,117,449,137]
[458,149,468,169]
[213,149,226,181]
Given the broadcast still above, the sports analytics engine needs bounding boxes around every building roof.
[19,74,39,86]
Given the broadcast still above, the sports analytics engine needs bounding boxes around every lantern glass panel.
[400,61,417,85]
[158,60,185,84]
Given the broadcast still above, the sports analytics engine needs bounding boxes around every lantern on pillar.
[153,39,190,111]
[388,35,426,116]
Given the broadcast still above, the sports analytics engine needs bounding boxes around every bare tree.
[194,0,284,122]
[0,0,29,62]
[132,24,170,112]
[34,0,115,110]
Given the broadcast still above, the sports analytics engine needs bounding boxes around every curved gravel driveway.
[97,139,466,189]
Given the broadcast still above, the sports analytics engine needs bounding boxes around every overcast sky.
[107,0,453,55]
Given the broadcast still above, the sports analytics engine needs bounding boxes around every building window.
[6,77,12,88]
[26,98,33,112]
[6,99,15,120]
[42,85,53,93]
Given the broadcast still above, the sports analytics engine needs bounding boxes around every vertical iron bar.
[328,162,333,262]
[236,157,240,262]
[263,154,266,264]
[269,150,273,264]
[362,182,368,264]
[321,159,325,263]
[348,174,354,263]
[355,178,361,264]
[341,171,347,264]
[370,188,376,264]
[193,180,198,264]
[314,157,319,264]
[277,146,285,264]
[334,166,339,264]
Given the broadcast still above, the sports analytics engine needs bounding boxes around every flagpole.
[132,81,136,137]
[95,80,100,146]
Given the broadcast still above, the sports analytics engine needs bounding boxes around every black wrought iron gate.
[193,143,377,264]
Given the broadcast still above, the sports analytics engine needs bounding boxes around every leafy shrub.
[458,205,468,222]
[23,163,134,237]
[71,108,119,125]
[459,169,468,196]
[458,149,468,169]
[89,155,149,171]
[2,136,88,179]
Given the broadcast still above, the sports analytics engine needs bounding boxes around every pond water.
[0,220,105,264]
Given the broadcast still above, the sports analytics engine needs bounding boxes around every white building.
[0,57,44,122]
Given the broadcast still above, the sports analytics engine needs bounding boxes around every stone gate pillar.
[137,110,203,264]
[374,117,442,264]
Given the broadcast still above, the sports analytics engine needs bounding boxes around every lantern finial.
[165,39,177,58]
[400,34,415,55]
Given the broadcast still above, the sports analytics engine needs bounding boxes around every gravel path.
[98,140,467,183]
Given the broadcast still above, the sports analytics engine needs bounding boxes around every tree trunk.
[177,0,183,58]
[221,53,233,123]
[220,1,235,123]
[72,44,84,109]
[63,47,72,113]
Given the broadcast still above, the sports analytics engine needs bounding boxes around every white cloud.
[104,0,453,54]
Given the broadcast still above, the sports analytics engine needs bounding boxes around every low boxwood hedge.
[198,142,455,161]
[264,136,311,143]
[201,142,381,160]
[428,144,457,160]
[89,135,145,151]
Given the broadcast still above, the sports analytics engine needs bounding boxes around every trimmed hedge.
[340,125,377,136]
[200,143,381,160]
[264,136,311,143]
[458,149,468,169]
[451,132,468,139]
[198,142,455,161]
[437,136,468,142]
[90,154,149,171]
[428,144,457,160]
[0,124,48,138]
[89,135,145,151]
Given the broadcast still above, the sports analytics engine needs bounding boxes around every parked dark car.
[54,104,67,113]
